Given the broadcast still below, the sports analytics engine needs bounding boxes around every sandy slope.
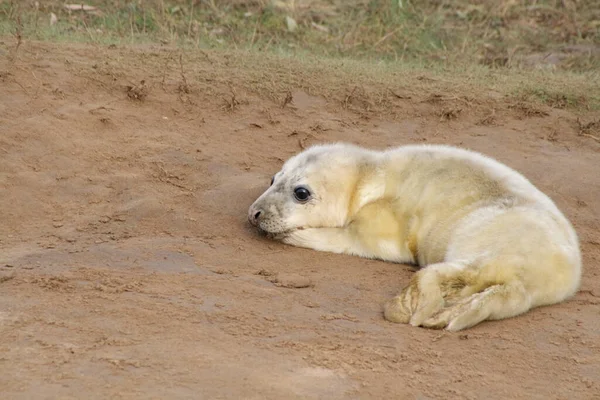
[1,40,599,399]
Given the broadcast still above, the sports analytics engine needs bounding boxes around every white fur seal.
[248,143,582,331]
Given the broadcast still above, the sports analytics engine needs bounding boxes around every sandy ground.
[1,40,600,400]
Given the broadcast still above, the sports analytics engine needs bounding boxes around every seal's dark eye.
[270,176,275,186]
[293,186,311,203]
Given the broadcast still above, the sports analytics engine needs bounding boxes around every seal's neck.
[346,160,387,221]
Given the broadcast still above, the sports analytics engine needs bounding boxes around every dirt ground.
[1,40,600,400]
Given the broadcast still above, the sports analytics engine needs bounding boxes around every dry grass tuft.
[577,118,600,142]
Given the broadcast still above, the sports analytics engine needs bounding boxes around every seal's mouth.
[254,226,304,241]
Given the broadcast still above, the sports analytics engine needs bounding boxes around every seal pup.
[247,143,581,331]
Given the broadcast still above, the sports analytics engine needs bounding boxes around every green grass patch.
[2,1,599,67]
[1,0,599,111]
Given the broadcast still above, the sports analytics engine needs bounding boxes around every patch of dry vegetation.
[1,0,599,110]
[3,1,598,69]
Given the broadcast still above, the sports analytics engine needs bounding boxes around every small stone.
[285,16,298,32]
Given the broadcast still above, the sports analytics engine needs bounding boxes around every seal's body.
[248,143,581,331]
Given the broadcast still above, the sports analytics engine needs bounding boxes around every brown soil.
[1,40,600,400]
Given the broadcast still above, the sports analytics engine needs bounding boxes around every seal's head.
[248,143,375,239]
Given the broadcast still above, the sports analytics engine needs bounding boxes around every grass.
[2,1,599,67]
[1,0,599,110]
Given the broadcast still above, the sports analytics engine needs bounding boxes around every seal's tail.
[384,261,533,331]
[422,280,532,331]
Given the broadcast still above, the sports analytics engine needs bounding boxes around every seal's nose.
[248,207,263,226]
